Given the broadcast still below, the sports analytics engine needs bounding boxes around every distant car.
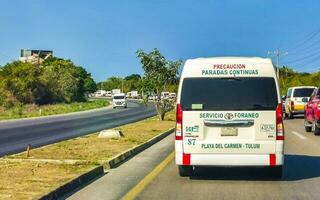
[304,87,320,135]
[161,92,170,100]
[284,86,316,119]
[169,92,176,100]
[112,93,127,108]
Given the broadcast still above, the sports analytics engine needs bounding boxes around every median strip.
[0,110,175,200]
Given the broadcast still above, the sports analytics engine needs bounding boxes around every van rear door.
[292,88,315,109]
[180,77,279,154]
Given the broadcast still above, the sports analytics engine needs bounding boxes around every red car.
[304,87,320,135]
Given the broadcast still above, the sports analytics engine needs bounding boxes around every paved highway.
[67,117,320,200]
[0,101,156,157]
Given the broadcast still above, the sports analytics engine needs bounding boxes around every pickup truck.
[304,87,320,135]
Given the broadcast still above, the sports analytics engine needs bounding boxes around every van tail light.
[276,103,284,140]
[291,101,295,110]
[176,104,183,140]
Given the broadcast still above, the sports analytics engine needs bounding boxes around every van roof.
[186,56,272,64]
[182,56,275,78]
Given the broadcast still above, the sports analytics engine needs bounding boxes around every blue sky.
[0,0,320,81]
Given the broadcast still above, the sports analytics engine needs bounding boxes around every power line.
[283,48,320,64]
[294,54,320,70]
[285,28,320,53]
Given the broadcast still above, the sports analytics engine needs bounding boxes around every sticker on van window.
[192,104,203,110]
[186,125,199,133]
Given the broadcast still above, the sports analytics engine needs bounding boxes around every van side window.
[287,89,292,97]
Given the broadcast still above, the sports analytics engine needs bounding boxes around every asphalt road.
[0,101,156,157]
[67,116,320,200]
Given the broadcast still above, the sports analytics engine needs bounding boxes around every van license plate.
[221,127,238,136]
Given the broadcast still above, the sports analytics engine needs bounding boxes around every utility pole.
[268,49,288,79]
[121,78,124,93]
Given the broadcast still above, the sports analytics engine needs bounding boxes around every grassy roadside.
[0,100,109,121]
[0,110,175,200]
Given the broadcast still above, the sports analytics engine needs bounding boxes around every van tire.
[178,166,193,177]
[269,166,282,179]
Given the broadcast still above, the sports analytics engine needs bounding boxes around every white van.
[112,93,127,108]
[284,86,316,119]
[175,57,284,177]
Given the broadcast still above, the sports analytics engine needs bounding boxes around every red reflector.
[269,154,276,166]
[175,135,182,140]
[175,104,183,140]
[276,135,284,140]
[183,153,190,165]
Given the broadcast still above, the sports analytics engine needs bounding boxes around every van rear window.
[180,77,278,111]
[293,88,314,97]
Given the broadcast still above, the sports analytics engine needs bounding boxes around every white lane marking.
[292,131,307,140]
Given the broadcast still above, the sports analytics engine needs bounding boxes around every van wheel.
[313,121,320,135]
[178,166,193,177]
[269,166,282,179]
[304,119,312,132]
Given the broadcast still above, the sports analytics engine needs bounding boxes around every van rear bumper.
[175,153,283,166]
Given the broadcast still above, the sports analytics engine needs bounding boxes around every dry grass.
[0,160,96,200]
[1,110,175,200]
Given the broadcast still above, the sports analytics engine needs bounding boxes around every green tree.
[41,57,96,103]
[0,61,43,105]
[136,48,182,120]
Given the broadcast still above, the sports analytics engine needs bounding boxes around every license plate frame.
[221,127,238,136]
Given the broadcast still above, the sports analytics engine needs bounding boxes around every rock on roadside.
[98,130,123,139]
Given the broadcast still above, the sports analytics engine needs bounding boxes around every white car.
[112,93,127,108]
[175,57,284,177]
[284,86,316,119]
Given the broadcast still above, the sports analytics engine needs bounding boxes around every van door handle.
[204,120,254,127]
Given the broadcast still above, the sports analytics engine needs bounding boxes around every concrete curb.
[39,165,104,200]
[39,128,175,200]
[108,128,175,168]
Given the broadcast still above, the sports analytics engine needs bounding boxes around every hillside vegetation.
[0,57,96,108]
[279,66,319,95]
